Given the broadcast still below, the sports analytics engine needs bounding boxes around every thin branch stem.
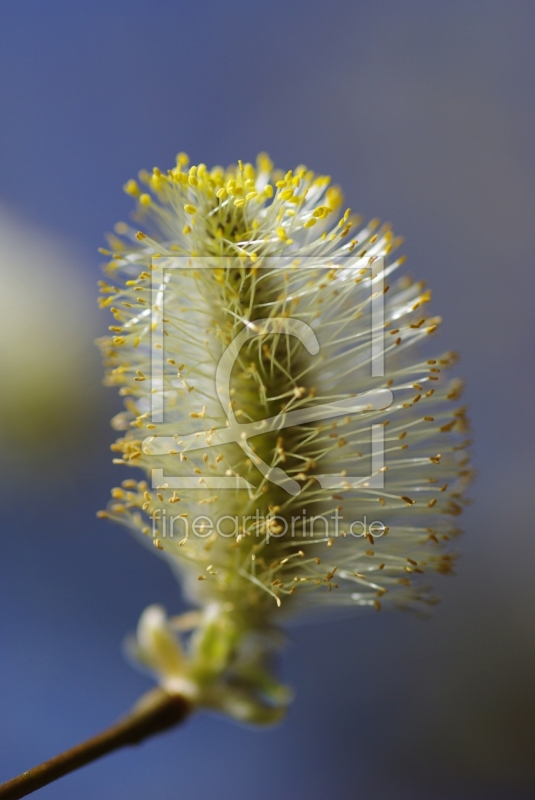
[0,688,191,800]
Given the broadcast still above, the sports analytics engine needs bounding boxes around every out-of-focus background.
[0,2,534,798]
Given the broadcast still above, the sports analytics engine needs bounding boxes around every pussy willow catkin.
[97,153,471,722]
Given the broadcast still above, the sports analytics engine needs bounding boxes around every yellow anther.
[304,218,317,228]
[177,152,189,166]
[275,180,287,188]
[277,227,287,239]
[139,194,152,206]
[183,225,192,234]
[124,179,140,196]
[188,175,198,187]
[246,191,258,201]
[216,187,228,199]
[281,188,294,201]
[234,198,246,208]
[326,186,343,210]
[184,204,197,215]
[257,152,273,173]
[263,185,274,198]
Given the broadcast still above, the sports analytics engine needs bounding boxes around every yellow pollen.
[124,179,140,196]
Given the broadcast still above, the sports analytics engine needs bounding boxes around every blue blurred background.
[1,1,534,798]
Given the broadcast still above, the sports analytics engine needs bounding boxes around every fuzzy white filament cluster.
[97,153,471,722]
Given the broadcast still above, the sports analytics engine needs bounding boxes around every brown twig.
[0,688,191,800]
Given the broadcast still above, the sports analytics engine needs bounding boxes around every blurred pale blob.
[0,207,100,471]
